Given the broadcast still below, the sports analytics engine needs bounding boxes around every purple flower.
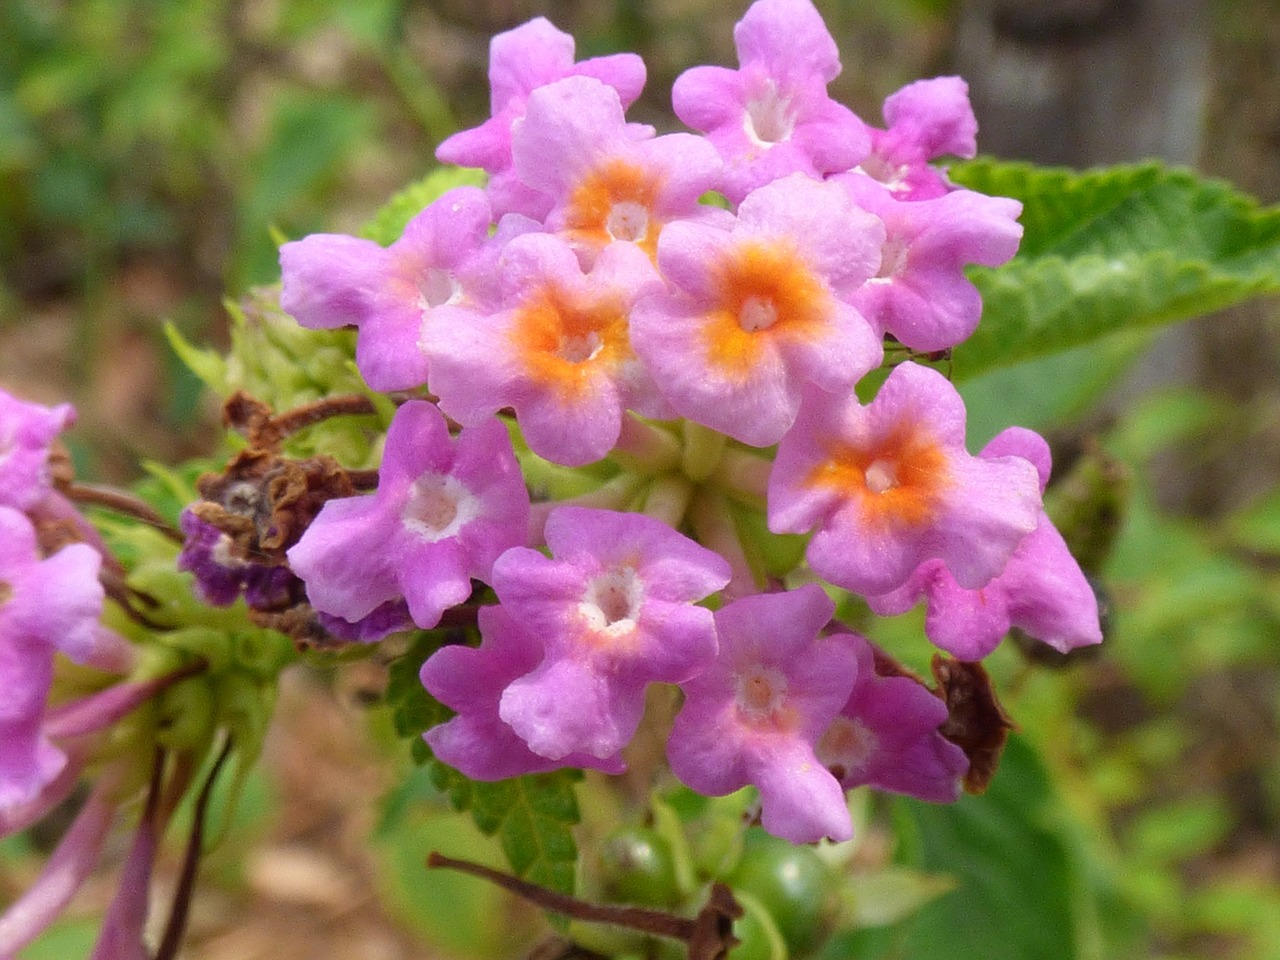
[867,428,1103,659]
[667,585,857,843]
[279,187,497,391]
[631,173,884,447]
[423,233,667,466]
[672,0,868,201]
[1,506,105,809]
[839,173,1023,352]
[421,605,626,780]
[0,389,74,511]
[856,77,978,200]
[511,76,722,266]
[816,632,968,803]
[287,401,529,631]
[491,506,731,761]
[437,17,646,219]
[178,509,296,609]
[769,362,1042,596]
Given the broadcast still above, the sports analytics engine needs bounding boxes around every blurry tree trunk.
[954,0,1280,514]
[954,0,1209,166]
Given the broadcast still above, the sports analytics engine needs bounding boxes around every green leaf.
[444,770,584,896]
[892,735,1138,960]
[947,160,1280,381]
[359,165,487,246]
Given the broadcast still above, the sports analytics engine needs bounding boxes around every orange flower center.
[510,284,631,399]
[807,422,950,530]
[702,240,833,381]
[564,159,664,259]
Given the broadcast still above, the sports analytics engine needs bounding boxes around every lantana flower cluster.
[258,0,1103,845]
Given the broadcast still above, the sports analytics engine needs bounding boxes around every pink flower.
[816,632,968,803]
[839,173,1023,352]
[631,174,884,447]
[867,428,1103,660]
[0,390,74,511]
[421,605,626,780]
[672,0,868,201]
[667,585,857,843]
[511,76,722,267]
[287,401,529,631]
[280,187,499,391]
[423,232,666,466]
[492,506,731,761]
[769,362,1042,596]
[0,506,106,809]
[0,773,120,956]
[437,17,646,219]
[856,77,978,200]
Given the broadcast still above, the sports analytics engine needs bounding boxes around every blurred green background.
[1,1,1278,958]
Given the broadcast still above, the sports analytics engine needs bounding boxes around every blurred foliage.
[2,1,1279,959]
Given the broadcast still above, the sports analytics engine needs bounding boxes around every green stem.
[609,415,682,475]
[681,421,727,483]
[710,448,773,509]
[642,474,694,529]
[689,489,759,597]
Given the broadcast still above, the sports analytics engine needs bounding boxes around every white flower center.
[735,665,789,721]
[872,235,909,282]
[418,267,461,310]
[856,153,911,192]
[744,82,796,147]
[817,715,879,778]
[557,331,604,364]
[211,534,249,570]
[864,459,898,494]
[738,295,778,333]
[606,202,650,243]
[579,567,644,639]
[403,473,475,541]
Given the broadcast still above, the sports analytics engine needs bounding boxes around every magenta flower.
[1,506,106,809]
[279,186,497,391]
[423,232,667,466]
[437,16,646,219]
[672,0,868,201]
[867,428,1103,660]
[839,173,1023,352]
[816,631,968,803]
[667,585,857,843]
[856,76,978,200]
[631,173,884,447]
[769,362,1042,596]
[287,401,529,631]
[511,76,722,266]
[491,506,731,761]
[421,605,626,780]
[0,390,74,510]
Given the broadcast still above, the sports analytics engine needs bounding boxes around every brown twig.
[427,854,743,958]
[63,482,184,543]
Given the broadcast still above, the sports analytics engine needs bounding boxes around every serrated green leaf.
[947,160,1280,381]
[359,165,487,246]
[426,769,584,896]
